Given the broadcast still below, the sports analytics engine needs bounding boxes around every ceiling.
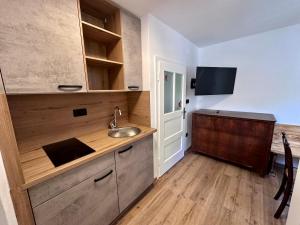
[112,0,300,47]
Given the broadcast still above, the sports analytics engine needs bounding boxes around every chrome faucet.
[110,106,122,129]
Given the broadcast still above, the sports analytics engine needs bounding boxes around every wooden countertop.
[271,124,300,158]
[194,109,276,122]
[20,124,156,189]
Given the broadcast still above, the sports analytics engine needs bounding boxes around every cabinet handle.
[58,85,82,91]
[128,86,139,90]
[118,146,133,154]
[94,170,113,183]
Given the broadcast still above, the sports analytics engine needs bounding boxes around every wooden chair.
[274,132,294,219]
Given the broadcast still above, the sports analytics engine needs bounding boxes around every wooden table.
[271,124,300,158]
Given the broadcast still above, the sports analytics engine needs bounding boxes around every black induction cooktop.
[43,138,95,167]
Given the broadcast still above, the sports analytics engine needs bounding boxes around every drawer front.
[33,166,119,225]
[115,136,154,212]
[29,152,115,207]
[193,115,215,129]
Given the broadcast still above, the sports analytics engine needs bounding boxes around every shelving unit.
[79,0,124,91]
[82,21,121,44]
[85,56,123,67]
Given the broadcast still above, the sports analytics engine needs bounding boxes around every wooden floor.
[117,152,288,225]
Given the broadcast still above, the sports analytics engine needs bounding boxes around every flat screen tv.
[195,67,237,95]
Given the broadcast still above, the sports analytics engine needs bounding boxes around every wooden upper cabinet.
[0,0,87,94]
[121,10,143,90]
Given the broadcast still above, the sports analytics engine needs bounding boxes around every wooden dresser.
[191,109,276,176]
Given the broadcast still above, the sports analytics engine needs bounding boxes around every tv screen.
[195,67,237,95]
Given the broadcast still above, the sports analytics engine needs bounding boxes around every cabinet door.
[0,0,87,93]
[121,10,143,90]
[115,136,154,212]
[33,166,119,225]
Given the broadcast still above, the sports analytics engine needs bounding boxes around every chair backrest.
[282,132,293,177]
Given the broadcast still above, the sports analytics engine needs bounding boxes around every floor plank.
[117,153,287,225]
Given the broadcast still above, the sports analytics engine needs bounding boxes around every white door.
[158,60,186,176]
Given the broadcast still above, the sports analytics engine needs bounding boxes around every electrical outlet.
[73,108,87,117]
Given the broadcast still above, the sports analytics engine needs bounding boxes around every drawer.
[29,152,115,208]
[33,165,119,225]
[193,115,215,129]
[115,136,154,212]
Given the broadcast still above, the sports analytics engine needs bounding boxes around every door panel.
[158,60,186,176]
[164,137,182,160]
[115,136,154,212]
[164,71,174,114]
[174,73,183,111]
[121,10,143,90]
[164,114,182,138]
[0,0,86,93]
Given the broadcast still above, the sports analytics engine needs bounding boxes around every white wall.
[0,153,18,225]
[141,15,200,176]
[196,24,300,125]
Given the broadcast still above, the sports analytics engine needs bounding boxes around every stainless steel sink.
[108,127,141,138]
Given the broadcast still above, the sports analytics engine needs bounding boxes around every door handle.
[94,170,113,183]
[183,107,187,119]
[118,146,133,154]
[58,85,83,91]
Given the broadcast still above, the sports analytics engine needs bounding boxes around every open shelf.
[80,0,121,35]
[85,56,123,67]
[79,0,124,92]
[82,21,121,44]
[87,90,128,93]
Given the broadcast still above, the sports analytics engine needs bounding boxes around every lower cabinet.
[115,136,154,212]
[28,135,154,225]
[32,166,119,225]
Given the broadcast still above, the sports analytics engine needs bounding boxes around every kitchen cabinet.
[28,135,154,225]
[0,0,87,93]
[29,153,119,225]
[115,136,154,212]
[29,152,115,208]
[121,10,143,90]
[33,166,119,225]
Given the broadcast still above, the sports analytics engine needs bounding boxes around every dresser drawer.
[193,115,215,129]
[29,152,115,207]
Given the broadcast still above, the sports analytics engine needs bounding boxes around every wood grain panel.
[0,82,35,224]
[127,91,151,127]
[20,125,156,189]
[33,166,119,225]
[0,0,87,93]
[271,124,300,158]
[191,110,275,176]
[116,153,286,225]
[29,152,115,208]
[115,136,154,212]
[121,10,143,90]
[7,93,128,153]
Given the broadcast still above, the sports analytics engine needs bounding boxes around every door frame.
[155,57,187,177]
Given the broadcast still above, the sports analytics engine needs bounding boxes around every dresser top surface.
[194,109,276,122]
